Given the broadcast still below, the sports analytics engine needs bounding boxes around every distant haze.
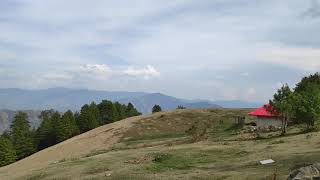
[0,87,261,134]
[0,88,260,113]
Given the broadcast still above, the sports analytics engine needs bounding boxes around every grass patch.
[26,173,48,180]
[84,166,110,175]
[146,148,248,172]
[270,140,285,145]
[122,133,186,145]
[85,149,110,158]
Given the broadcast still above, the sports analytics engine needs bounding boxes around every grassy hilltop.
[0,108,319,180]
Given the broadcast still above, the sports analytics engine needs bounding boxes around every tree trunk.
[281,115,287,135]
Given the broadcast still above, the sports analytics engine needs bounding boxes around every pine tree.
[56,110,79,143]
[114,102,125,121]
[152,105,162,114]
[98,100,117,124]
[78,103,99,133]
[66,110,80,136]
[0,136,16,167]
[89,102,100,126]
[10,112,35,160]
[54,111,68,143]
[35,110,56,150]
[126,103,141,117]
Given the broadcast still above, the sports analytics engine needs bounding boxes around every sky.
[0,0,319,102]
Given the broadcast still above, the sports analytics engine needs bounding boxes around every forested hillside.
[0,100,141,167]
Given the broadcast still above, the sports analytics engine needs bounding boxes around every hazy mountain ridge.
[0,88,260,133]
[119,93,222,113]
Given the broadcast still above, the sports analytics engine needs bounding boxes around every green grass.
[84,166,110,175]
[145,148,249,172]
[85,149,110,158]
[26,173,48,180]
[122,133,186,146]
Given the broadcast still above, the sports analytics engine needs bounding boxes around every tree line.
[0,100,141,167]
[270,73,320,134]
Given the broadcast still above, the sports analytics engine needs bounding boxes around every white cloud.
[79,64,111,75]
[123,65,160,79]
[0,0,318,101]
[258,46,320,71]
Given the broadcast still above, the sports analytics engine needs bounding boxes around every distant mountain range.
[0,88,262,133]
[0,88,261,112]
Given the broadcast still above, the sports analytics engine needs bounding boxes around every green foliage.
[152,105,162,113]
[55,110,80,143]
[0,136,16,167]
[295,73,320,93]
[35,110,56,150]
[98,100,117,124]
[114,102,126,121]
[270,73,320,131]
[10,112,35,160]
[2,99,141,167]
[78,103,99,133]
[292,84,320,129]
[269,84,293,134]
[126,103,141,117]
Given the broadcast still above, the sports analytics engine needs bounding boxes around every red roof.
[248,104,278,118]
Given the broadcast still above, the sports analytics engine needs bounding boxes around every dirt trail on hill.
[0,115,144,179]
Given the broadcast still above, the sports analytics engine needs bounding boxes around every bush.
[152,105,162,113]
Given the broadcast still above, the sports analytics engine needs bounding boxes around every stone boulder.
[288,163,320,180]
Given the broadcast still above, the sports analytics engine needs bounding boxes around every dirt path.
[0,115,144,179]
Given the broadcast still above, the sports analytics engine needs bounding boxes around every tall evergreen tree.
[54,111,68,143]
[114,102,125,121]
[35,110,56,150]
[0,136,16,167]
[66,110,80,136]
[56,110,79,143]
[98,100,117,124]
[78,103,99,133]
[10,112,35,160]
[126,103,141,117]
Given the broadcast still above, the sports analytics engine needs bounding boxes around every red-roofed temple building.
[248,104,282,129]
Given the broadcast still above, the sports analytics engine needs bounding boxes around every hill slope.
[1,109,320,180]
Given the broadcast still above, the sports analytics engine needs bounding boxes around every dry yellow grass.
[0,109,319,180]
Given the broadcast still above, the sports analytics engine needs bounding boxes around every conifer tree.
[114,102,125,121]
[56,110,79,143]
[98,100,117,124]
[54,111,68,143]
[35,110,56,150]
[78,103,99,133]
[0,136,16,167]
[10,112,35,160]
[152,105,162,114]
[126,103,141,117]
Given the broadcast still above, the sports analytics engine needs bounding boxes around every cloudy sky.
[0,0,319,102]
